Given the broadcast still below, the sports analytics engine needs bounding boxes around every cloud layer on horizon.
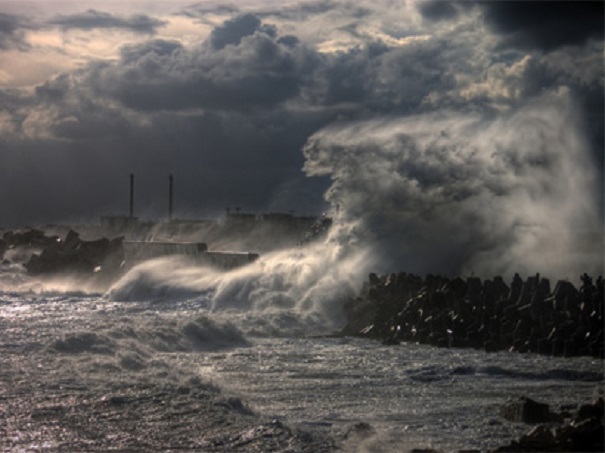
[47,9,167,34]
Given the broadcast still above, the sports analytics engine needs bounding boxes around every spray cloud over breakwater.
[303,91,602,280]
[104,92,605,335]
[107,239,368,336]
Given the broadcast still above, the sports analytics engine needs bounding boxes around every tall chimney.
[168,174,173,221]
[129,173,134,218]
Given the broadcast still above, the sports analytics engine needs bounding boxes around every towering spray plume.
[107,90,602,337]
[303,91,602,280]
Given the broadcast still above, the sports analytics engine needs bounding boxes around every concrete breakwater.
[1,229,259,282]
[123,241,259,270]
[340,272,604,358]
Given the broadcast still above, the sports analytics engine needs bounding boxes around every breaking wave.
[106,241,366,336]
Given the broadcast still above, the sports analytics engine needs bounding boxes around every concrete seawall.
[123,241,208,261]
[196,251,259,270]
[123,241,259,270]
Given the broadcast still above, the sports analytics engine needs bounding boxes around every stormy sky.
[0,0,603,276]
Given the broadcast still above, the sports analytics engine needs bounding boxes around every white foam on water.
[106,237,369,336]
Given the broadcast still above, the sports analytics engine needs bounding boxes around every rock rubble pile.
[24,230,124,277]
[341,272,604,358]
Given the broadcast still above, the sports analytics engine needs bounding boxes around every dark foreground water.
[1,288,602,451]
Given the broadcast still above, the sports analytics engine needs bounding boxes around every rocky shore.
[409,396,604,452]
[341,272,604,358]
[494,396,604,452]
[1,229,123,274]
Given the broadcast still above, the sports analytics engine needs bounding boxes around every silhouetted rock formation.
[2,229,60,251]
[1,229,63,265]
[341,272,604,358]
[17,228,260,279]
[500,397,552,424]
[24,230,124,278]
[495,397,604,452]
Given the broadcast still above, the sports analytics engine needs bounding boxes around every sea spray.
[106,239,369,336]
[303,90,602,280]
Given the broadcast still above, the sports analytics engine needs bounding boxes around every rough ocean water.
[0,254,602,452]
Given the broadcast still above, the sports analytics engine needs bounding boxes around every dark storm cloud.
[208,13,266,50]
[480,1,604,52]
[181,0,360,23]
[417,1,604,172]
[0,14,337,226]
[35,73,71,102]
[418,0,461,22]
[87,16,318,112]
[179,4,240,21]
[48,9,166,34]
[0,13,30,50]
[303,37,465,117]
[1,3,603,249]
[259,0,368,20]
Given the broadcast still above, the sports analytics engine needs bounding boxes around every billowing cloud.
[85,17,317,112]
[208,13,265,49]
[418,0,461,22]
[48,9,166,34]
[179,4,240,22]
[0,13,30,50]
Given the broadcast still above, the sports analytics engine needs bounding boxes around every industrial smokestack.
[129,173,134,218]
[168,174,173,221]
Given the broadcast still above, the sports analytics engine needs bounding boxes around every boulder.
[494,425,560,451]
[577,397,604,420]
[500,396,551,424]
[560,416,604,451]
[4,229,57,248]
[496,396,604,452]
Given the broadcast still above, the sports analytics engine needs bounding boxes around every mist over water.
[107,239,367,336]
[303,91,603,281]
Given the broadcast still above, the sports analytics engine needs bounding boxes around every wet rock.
[224,397,255,416]
[560,415,604,452]
[578,397,604,420]
[24,230,124,277]
[494,396,604,452]
[500,396,551,424]
[340,272,604,359]
[343,421,375,440]
[495,425,559,451]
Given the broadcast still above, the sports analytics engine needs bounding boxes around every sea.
[1,249,603,452]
